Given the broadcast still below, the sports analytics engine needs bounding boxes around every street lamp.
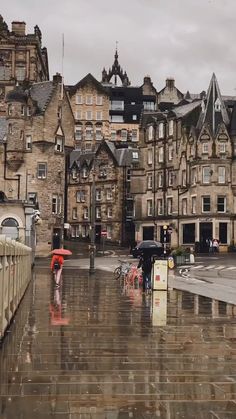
[89,162,96,274]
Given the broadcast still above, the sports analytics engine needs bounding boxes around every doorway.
[143,226,154,240]
[199,222,212,252]
[52,228,61,249]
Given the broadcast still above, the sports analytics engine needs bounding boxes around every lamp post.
[89,163,96,274]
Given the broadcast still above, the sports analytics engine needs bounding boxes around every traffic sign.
[101,230,107,237]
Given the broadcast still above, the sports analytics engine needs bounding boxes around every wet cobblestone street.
[1,266,236,418]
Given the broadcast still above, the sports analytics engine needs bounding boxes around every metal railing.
[0,235,32,340]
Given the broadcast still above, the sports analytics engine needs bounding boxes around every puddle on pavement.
[0,268,236,418]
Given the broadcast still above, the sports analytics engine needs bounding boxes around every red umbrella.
[51,248,72,256]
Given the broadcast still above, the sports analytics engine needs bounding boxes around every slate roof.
[229,102,236,137]
[29,81,55,113]
[171,100,201,118]
[0,116,7,142]
[197,73,230,134]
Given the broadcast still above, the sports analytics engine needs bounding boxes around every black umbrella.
[132,240,163,258]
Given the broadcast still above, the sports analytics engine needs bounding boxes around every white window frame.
[55,136,63,152]
[85,127,93,140]
[147,199,153,216]
[202,196,211,212]
[75,110,82,120]
[182,198,187,215]
[159,123,164,139]
[106,189,112,200]
[75,126,82,141]
[158,147,164,163]
[52,194,62,215]
[96,206,101,219]
[96,95,103,105]
[76,94,83,104]
[83,207,88,219]
[107,206,113,218]
[82,167,88,178]
[168,120,174,136]
[167,197,173,214]
[191,167,197,185]
[217,196,226,213]
[96,188,102,201]
[72,207,78,219]
[121,129,127,141]
[147,148,153,165]
[76,190,85,202]
[202,166,211,184]
[157,199,163,215]
[86,111,92,121]
[86,95,93,105]
[218,143,226,154]
[168,145,173,161]
[96,128,102,141]
[37,163,47,179]
[147,173,153,190]
[202,143,209,154]
[148,125,154,141]
[158,172,163,188]
[218,166,226,184]
[26,135,32,151]
[191,196,196,214]
[96,111,103,121]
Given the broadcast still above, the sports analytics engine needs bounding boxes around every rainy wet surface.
[1,267,236,418]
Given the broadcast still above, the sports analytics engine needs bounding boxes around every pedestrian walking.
[137,252,153,292]
[208,238,213,253]
[50,254,64,287]
[212,239,219,253]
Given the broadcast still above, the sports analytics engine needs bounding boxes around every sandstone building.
[0,15,49,115]
[0,73,74,254]
[131,74,236,251]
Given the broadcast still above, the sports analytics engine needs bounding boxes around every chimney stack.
[11,21,26,35]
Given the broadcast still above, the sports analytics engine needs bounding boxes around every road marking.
[225,266,236,270]
[191,265,205,269]
[214,265,226,270]
[204,265,216,270]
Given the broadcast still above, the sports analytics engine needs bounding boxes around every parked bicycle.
[124,265,143,288]
[114,260,132,280]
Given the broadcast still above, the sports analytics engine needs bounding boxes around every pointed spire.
[197,73,229,135]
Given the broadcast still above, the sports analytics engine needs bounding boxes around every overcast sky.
[2,0,236,95]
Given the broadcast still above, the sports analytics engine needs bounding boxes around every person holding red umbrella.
[50,253,64,287]
[50,248,72,287]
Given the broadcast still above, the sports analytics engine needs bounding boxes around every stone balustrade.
[0,235,32,340]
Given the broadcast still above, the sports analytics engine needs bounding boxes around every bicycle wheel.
[114,266,121,280]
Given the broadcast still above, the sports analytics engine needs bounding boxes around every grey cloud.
[2,0,236,94]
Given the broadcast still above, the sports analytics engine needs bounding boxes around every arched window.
[1,217,19,240]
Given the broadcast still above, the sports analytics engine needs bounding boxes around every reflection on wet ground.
[1,268,236,418]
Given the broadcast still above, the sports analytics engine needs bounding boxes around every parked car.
[131,240,167,258]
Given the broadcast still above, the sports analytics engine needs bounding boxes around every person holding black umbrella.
[138,252,154,292]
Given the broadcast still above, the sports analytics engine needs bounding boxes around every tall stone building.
[0,73,74,254]
[67,140,138,244]
[0,15,49,115]
[131,73,236,251]
[67,73,110,151]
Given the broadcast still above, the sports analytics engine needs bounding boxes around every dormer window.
[99,165,107,178]
[219,143,226,154]
[215,98,221,112]
[55,136,63,152]
[27,106,31,116]
[82,167,88,178]
[202,143,209,154]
